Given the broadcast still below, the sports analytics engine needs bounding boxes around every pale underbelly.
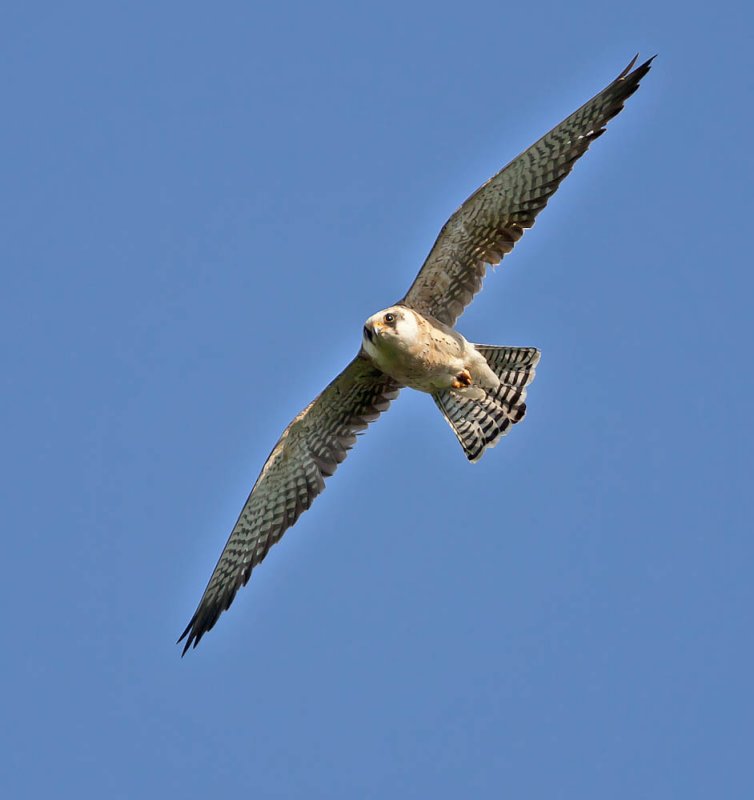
[370,349,461,393]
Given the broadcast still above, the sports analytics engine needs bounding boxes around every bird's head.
[362,306,419,356]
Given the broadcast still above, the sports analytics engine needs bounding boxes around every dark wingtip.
[624,53,656,80]
[177,615,202,657]
[602,54,654,115]
[615,53,656,85]
[618,53,640,78]
[177,599,226,655]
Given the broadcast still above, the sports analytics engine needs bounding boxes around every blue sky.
[3,2,752,797]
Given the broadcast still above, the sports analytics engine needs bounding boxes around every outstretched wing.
[179,354,400,654]
[400,55,654,327]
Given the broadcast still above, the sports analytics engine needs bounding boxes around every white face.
[362,306,419,357]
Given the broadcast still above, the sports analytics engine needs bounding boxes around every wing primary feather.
[400,55,654,326]
[178,355,400,655]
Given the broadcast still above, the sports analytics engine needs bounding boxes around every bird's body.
[179,55,654,653]
[362,306,497,398]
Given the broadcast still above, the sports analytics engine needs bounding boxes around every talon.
[451,369,473,389]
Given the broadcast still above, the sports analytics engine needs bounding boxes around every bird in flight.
[179,55,653,654]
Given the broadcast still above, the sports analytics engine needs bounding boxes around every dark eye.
[384,313,395,324]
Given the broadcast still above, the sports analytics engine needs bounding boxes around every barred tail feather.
[433,345,540,462]
[433,391,515,462]
[475,345,541,389]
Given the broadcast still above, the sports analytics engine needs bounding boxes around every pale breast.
[371,317,467,392]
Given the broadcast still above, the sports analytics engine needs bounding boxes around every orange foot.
[451,369,473,389]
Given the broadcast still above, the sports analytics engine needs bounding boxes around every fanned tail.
[433,346,540,462]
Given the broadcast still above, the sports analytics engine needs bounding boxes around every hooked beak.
[363,323,375,343]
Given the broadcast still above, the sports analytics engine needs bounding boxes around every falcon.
[179,55,653,653]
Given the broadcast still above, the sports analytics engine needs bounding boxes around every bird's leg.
[451,369,473,389]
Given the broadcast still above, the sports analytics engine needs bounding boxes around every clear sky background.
[3,2,752,798]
